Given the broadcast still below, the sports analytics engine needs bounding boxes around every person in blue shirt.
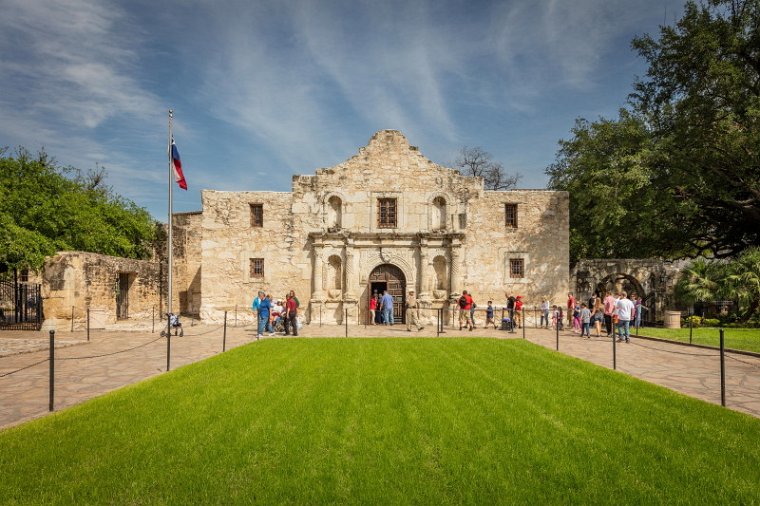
[381,290,394,325]
[256,292,272,338]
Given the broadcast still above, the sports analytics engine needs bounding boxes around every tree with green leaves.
[630,0,760,258]
[0,148,156,273]
[675,247,760,321]
[549,0,760,261]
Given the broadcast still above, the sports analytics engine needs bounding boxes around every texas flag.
[171,137,187,190]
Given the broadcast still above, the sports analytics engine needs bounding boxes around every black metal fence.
[0,281,42,331]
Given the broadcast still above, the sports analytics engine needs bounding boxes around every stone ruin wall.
[42,251,161,328]
[171,212,202,315]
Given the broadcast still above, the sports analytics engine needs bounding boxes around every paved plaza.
[1,321,758,429]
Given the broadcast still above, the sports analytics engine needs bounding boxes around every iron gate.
[0,281,42,330]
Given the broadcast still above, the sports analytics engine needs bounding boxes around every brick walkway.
[1,322,758,430]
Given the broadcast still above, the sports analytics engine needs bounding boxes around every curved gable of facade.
[294,130,482,197]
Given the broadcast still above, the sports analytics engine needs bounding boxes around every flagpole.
[167,109,174,321]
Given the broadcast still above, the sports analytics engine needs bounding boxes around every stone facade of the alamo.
[35,129,569,327]
[170,129,570,325]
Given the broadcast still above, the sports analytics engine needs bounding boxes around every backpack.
[459,295,467,309]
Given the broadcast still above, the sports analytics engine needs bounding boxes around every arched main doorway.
[368,264,406,323]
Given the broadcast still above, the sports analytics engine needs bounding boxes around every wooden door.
[368,264,406,323]
[116,273,130,320]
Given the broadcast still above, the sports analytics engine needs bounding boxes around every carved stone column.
[418,238,431,302]
[344,240,357,301]
[312,242,325,300]
[450,241,463,296]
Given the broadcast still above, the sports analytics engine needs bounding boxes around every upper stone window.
[505,203,518,228]
[250,204,263,228]
[377,198,397,228]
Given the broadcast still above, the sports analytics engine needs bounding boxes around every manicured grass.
[1,339,759,504]
[636,326,760,353]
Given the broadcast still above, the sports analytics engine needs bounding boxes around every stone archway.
[368,264,406,323]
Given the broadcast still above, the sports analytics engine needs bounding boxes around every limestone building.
[177,130,569,325]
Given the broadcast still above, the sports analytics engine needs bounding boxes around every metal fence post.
[720,328,726,407]
[689,311,693,344]
[234,304,238,327]
[49,330,55,411]
[152,305,155,333]
[555,320,559,351]
[87,308,90,342]
[223,311,228,352]
[166,318,171,372]
[345,308,348,338]
[522,307,526,339]
[71,306,75,332]
[437,309,440,337]
[613,332,617,370]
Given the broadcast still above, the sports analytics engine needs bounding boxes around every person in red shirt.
[514,296,524,328]
[458,290,474,331]
[369,292,378,325]
[566,292,576,328]
[284,293,299,336]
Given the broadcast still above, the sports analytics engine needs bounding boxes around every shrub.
[702,318,720,327]
[683,315,702,328]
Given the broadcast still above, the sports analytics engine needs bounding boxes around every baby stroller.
[161,313,184,337]
[271,311,286,333]
[501,317,513,331]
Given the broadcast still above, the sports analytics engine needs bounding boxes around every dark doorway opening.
[116,273,131,320]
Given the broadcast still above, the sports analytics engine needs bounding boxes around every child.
[573,304,581,333]
[540,299,550,328]
[551,305,559,329]
[557,307,564,330]
[580,303,591,338]
[485,301,497,329]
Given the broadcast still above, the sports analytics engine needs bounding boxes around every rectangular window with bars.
[250,204,263,228]
[505,203,518,228]
[250,258,264,278]
[377,198,397,228]
[509,258,524,278]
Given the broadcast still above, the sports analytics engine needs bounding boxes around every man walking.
[459,290,474,331]
[381,289,394,325]
[406,290,424,332]
[615,291,635,343]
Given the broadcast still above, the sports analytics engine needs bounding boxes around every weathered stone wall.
[200,191,302,322]
[466,190,569,307]
[195,130,569,325]
[42,251,161,328]
[172,212,202,315]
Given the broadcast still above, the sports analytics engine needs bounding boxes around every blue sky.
[0,0,685,220]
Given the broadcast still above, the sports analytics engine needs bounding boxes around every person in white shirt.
[615,291,636,343]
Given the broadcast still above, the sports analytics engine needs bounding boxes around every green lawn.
[636,326,760,353]
[1,339,759,504]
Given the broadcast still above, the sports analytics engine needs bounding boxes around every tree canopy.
[0,148,156,272]
[548,0,760,262]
